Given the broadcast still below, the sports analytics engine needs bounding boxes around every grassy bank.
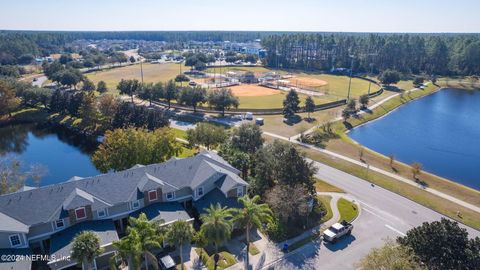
[315,178,345,193]
[323,83,480,207]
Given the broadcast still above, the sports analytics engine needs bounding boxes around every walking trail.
[264,83,480,214]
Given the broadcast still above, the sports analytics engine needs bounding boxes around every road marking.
[385,224,406,236]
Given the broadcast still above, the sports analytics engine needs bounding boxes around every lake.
[349,88,480,190]
[0,124,100,187]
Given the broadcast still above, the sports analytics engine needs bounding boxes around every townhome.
[0,151,248,270]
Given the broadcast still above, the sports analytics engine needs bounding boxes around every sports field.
[86,62,186,93]
[229,84,331,109]
[206,66,377,100]
[87,63,379,109]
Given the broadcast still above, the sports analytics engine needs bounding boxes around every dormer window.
[55,219,65,229]
[9,234,21,247]
[97,208,107,218]
[148,190,158,202]
[197,187,204,197]
[75,207,87,220]
[131,200,140,209]
[166,192,175,201]
[237,186,244,197]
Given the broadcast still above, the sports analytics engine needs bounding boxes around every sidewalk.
[264,130,480,214]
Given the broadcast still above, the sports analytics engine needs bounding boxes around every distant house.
[0,151,248,270]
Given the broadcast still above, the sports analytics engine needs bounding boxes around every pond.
[0,124,100,187]
[348,88,480,190]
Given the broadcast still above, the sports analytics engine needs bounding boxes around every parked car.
[188,81,197,86]
[255,118,264,125]
[323,220,353,243]
[158,254,176,270]
[245,112,253,120]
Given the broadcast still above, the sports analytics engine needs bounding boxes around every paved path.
[264,130,480,214]
[289,84,425,141]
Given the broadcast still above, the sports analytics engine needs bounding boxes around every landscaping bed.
[194,247,237,270]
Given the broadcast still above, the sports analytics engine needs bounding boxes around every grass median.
[337,198,359,223]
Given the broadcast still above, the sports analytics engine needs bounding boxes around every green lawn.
[315,178,345,193]
[298,74,376,99]
[337,198,359,223]
[237,92,331,109]
[86,62,187,93]
[194,248,237,270]
[172,128,188,139]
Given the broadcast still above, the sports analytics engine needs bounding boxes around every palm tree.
[110,229,142,270]
[71,231,104,270]
[200,203,233,270]
[128,213,163,270]
[231,195,273,269]
[165,220,194,270]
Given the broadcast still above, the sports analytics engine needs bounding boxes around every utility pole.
[347,55,354,100]
[140,60,144,84]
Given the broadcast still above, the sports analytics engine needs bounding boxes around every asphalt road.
[264,160,480,270]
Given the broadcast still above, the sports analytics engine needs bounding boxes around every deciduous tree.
[398,218,480,270]
[92,128,181,172]
[0,80,20,117]
[207,88,239,116]
[177,86,206,112]
[186,123,227,150]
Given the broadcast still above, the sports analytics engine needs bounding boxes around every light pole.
[347,55,354,100]
[140,60,144,84]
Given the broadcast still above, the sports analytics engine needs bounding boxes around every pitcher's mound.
[230,84,281,97]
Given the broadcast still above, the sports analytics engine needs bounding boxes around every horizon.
[2,0,480,33]
[2,29,480,34]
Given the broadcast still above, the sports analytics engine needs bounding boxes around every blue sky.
[1,0,479,32]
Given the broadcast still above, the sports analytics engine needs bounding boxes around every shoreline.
[342,86,480,193]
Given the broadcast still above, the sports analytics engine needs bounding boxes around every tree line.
[118,79,239,115]
[261,33,480,76]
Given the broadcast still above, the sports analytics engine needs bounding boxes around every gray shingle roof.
[0,212,28,233]
[48,220,118,260]
[0,151,246,227]
[130,202,191,224]
[193,188,242,214]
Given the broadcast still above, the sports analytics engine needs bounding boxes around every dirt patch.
[288,76,329,87]
[230,84,281,97]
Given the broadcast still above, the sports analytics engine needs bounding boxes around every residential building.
[0,151,248,270]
